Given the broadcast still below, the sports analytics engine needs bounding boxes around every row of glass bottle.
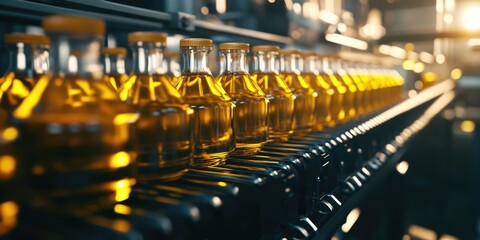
[0,15,404,234]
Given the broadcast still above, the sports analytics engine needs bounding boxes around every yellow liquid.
[336,73,357,119]
[118,73,193,181]
[347,72,367,116]
[0,72,36,113]
[104,73,128,91]
[359,74,374,113]
[13,75,138,209]
[175,73,235,166]
[320,73,346,126]
[281,73,316,135]
[165,73,178,86]
[302,73,332,131]
[217,73,268,154]
[252,72,294,142]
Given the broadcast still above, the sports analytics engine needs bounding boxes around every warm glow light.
[436,54,445,64]
[396,161,409,175]
[284,0,293,10]
[293,2,302,15]
[2,127,18,141]
[201,6,209,15]
[114,204,132,215]
[111,219,131,233]
[0,155,16,179]
[318,10,339,24]
[450,68,462,80]
[439,234,459,240]
[113,113,139,125]
[462,6,480,31]
[216,0,226,14]
[303,2,318,19]
[268,0,276,3]
[109,151,131,168]
[408,225,437,240]
[460,120,475,133]
[325,33,368,50]
[114,179,133,202]
[341,208,361,233]
[0,201,19,232]
[402,60,415,70]
[419,52,435,64]
[413,62,425,73]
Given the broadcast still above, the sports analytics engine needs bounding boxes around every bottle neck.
[303,56,318,74]
[163,57,181,76]
[33,45,49,75]
[323,57,337,74]
[48,33,103,80]
[131,42,165,75]
[6,43,34,76]
[219,49,248,74]
[253,52,278,74]
[104,54,126,75]
[280,54,301,73]
[180,46,212,74]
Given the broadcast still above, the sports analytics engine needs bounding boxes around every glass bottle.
[216,42,269,154]
[12,15,139,210]
[319,55,347,124]
[118,31,193,181]
[163,50,181,85]
[342,60,366,116]
[301,51,332,131]
[331,57,357,120]
[279,49,317,135]
[0,33,50,114]
[0,108,21,236]
[175,38,235,166]
[101,47,128,91]
[251,45,294,142]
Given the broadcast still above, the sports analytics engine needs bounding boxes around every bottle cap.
[101,47,127,55]
[4,33,50,45]
[128,32,167,43]
[163,50,180,58]
[219,42,250,51]
[251,45,280,53]
[42,15,105,35]
[179,38,213,47]
[278,49,301,55]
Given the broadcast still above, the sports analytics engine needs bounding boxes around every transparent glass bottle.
[175,38,235,166]
[216,42,269,154]
[319,55,347,124]
[279,49,317,135]
[0,108,21,236]
[118,31,193,181]
[330,57,357,120]
[0,33,50,114]
[251,45,294,142]
[163,50,181,85]
[13,15,139,210]
[101,47,128,91]
[301,51,331,131]
[342,59,366,116]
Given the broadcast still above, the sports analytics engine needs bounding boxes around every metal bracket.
[170,12,195,32]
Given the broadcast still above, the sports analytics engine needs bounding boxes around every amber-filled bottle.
[118,32,193,181]
[341,59,366,116]
[251,45,294,142]
[329,57,357,120]
[175,38,235,166]
[216,42,269,154]
[163,50,181,85]
[101,47,128,91]
[0,109,21,236]
[13,15,139,210]
[318,55,347,125]
[301,51,331,130]
[279,49,317,135]
[0,33,50,114]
